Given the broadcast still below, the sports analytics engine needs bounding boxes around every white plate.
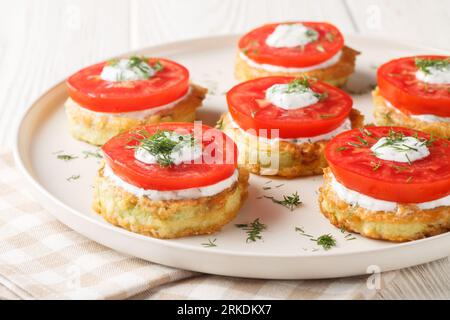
[14,35,450,279]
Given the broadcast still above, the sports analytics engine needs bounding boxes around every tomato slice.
[67,58,189,113]
[102,123,237,191]
[378,55,450,117]
[325,126,450,203]
[227,76,353,138]
[238,22,344,68]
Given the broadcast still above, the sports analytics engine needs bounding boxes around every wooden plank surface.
[0,0,449,299]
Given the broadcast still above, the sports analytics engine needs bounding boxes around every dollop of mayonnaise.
[101,58,155,82]
[265,83,319,110]
[370,136,430,163]
[265,23,319,48]
[416,64,450,84]
[135,131,202,166]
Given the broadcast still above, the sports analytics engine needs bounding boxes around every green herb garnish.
[83,149,103,159]
[359,128,373,137]
[286,77,310,93]
[371,161,382,171]
[305,28,319,40]
[415,58,449,75]
[264,191,302,211]
[392,164,408,173]
[285,77,326,100]
[128,56,152,78]
[373,128,409,152]
[311,234,336,250]
[295,226,313,238]
[345,234,357,241]
[317,91,328,101]
[66,174,80,182]
[201,238,217,248]
[325,32,335,42]
[152,60,164,72]
[57,154,78,161]
[347,142,364,148]
[106,58,119,66]
[129,130,195,167]
[336,146,347,152]
[236,218,267,243]
[420,134,436,147]
[316,44,325,52]
[357,136,369,146]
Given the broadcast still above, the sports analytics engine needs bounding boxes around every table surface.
[0,0,449,299]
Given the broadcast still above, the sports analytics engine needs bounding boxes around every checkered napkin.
[0,150,395,299]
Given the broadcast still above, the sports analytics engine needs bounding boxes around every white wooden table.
[0,0,449,299]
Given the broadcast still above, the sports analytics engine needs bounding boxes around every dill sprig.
[264,191,302,211]
[295,226,313,238]
[57,154,78,161]
[316,44,325,52]
[415,58,449,75]
[311,234,336,250]
[129,130,194,167]
[325,32,335,42]
[371,161,382,171]
[152,60,164,72]
[286,77,311,93]
[360,128,373,137]
[285,77,327,100]
[373,129,411,152]
[66,174,80,182]
[83,149,103,159]
[420,134,435,147]
[201,238,217,248]
[305,28,319,40]
[374,129,432,153]
[236,218,267,243]
[109,56,164,80]
[128,56,154,75]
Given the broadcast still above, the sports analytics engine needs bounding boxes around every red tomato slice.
[325,126,450,203]
[102,123,237,191]
[378,55,450,117]
[227,76,353,138]
[67,58,189,113]
[238,22,344,68]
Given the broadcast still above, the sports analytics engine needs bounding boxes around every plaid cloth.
[0,150,396,299]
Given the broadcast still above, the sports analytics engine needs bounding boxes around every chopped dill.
[415,58,449,75]
[57,154,78,161]
[83,149,103,159]
[66,174,80,182]
[235,218,267,243]
[295,226,313,238]
[201,238,217,248]
[128,129,195,167]
[264,191,302,211]
[311,234,336,250]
